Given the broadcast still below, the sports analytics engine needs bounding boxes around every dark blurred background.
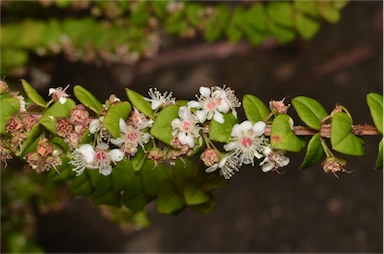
[2,1,383,253]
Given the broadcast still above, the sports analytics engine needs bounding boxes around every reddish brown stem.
[263,124,381,138]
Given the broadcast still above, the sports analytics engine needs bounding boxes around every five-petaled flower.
[188,86,240,124]
[224,120,267,165]
[110,118,152,156]
[171,106,200,148]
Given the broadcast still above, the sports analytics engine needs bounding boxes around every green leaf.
[243,94,270,123]
[271,115,306,152]
[112,159,135,192]
[122,173,150,212]
[126,88,154,119]
[140,161,169,197]
[131,143,152,171]
[150,104,179,145]
[21,79,46,108]
[293,0,319,17]
[73,85,103,114]
[267,2,294,27]
[70,171,94,196]
[156,180,185,214]
[91,175,121,207]
[39,99,76,134]
[331,112,364,156]
[183,179,209,205]
[0,97,19,134]
[209,112,237,143]
[247,4,267,31]
[20,125,42,156]
[47,157,76,181]
[375,139,383,170]
[294,13,320,40]
[268,22,296,44]
[317,1,340,23]
[292,96,327,130]
[104,101,132,138]
[190,193,216,214]
[173,159,195,193]
[300,133,325,169]
[367,92,383,134]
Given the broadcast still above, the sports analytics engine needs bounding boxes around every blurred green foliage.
[1,0,349,74]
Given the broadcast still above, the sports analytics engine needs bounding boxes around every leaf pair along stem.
[263,124,380,137]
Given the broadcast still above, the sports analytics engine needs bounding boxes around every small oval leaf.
[150,104,179,145]
[0,97,20,134]
[243,94,270,123]
[39,99,76,134]
[126,88,155,119]
[331,112,364,156]
[292,96,327,130]
[209,112,237,143]
[21,79,46,108]
[156,180,185,214]
[367,92,383,134]
[73,85,103,114]
[375,139,383,170]
[104,101,132,138]
[183,179,209,205]
[270,115,306,152]
[300,133,325,169]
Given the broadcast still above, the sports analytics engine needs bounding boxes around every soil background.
[7,1,384,253]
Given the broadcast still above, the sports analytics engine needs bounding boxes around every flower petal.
[213,111,224,124]
[205,163,218,173]
[59,97,67,104]
[261,161,274,172]
[89,119,100,134]
[83,150,95,164]
[253,121,266,136]
[187,100,201,109]
[152,100,162,110]
[199,86,211,97]
[110,137,124,146]
[109,149,124,162]
[196,110,207,123]
[119,118,128,133]
[99,164,112,176]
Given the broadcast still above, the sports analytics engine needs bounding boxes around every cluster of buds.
[25,138,62,173]
[56,105,92,149]
[6,113,41,154]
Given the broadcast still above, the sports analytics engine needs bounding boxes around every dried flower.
[56,117,73,137]
[49,85,70,104]
[321,157,351,178]
[270,97,290,115]
[200,148,220,167]
[69,105,89,126]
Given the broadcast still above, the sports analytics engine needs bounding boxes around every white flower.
[110,118,151,156]
[69,144,96,176]
[93,143,124,176]
[145,88,175,110]
[171,106,200,148]
[49,85,70,104]
[187,86,240,124]
[224,120,267,165]
[205,152,240,179]
[259,146,290,173]
[89,117,110,141]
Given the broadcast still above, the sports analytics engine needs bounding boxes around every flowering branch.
[0,80,382,214]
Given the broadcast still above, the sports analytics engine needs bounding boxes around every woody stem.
[263,124,381,137]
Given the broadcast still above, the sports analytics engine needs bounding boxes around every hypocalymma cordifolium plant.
[0,80,382,214]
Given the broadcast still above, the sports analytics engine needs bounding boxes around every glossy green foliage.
[0,97,20,134]
[300,133,325,169]
[39,99,76,134]
[292,96,328,130]
[73,85,103,114]
[243,94,270,123]
[271,115,306,152]
[209,112,238,143]
[103,101,132,138]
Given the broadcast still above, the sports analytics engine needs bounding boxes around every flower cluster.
[1,81,293,180]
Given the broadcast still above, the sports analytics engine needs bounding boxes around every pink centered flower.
[171,106,200,148]
[188,86,240,124]
[224,120,267,165]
